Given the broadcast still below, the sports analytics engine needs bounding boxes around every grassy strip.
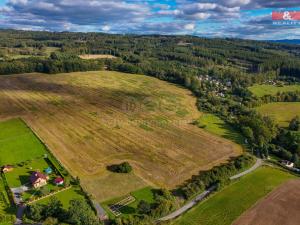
[194,113,245,146]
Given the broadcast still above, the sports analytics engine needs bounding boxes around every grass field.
[195,114,245,146]
[248,84,300,97]
[0,71,241,201]
[0,47,59,60]
[173,167,295,225]
[0,119,47,165]
[34,186,85,208]
[5,158,49,188]
[256,102,300,127]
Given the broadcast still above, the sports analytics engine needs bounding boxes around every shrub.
[107,162,133,173]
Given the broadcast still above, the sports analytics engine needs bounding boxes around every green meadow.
[195,113,245,146]
[248,84,300,97]
[0,119,47,165]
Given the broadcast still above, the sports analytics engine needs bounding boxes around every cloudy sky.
[0,0,300,40]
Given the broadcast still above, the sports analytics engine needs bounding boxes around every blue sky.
[0,0,300,39]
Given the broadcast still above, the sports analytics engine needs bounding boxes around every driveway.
[11,185,30,205]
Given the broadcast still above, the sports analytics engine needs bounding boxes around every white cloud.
[102,25,110,32]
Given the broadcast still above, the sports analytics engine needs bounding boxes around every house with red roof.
[30,171,48,188]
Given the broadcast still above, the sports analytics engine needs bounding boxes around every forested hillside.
[1,29,300,82]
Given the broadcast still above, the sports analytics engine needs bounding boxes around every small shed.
[44,167,53,174]
[2,165,14,173]
[54,177,64,186]
[281,160,294,168]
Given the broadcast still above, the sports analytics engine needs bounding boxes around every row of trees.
[178,155,254,199]
[247,91,300,108]
[0,54,103,75]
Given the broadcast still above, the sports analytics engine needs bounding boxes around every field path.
[158,158,262,221]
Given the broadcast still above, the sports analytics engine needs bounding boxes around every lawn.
[34,186,86,209]
[5,158,49,188]
[0,178,15,225]
[195,114,245,146]
[248,84,300,97]
[256,102,300,127]
[102,186,155,218]
[173,167,295,225]
[0,119,47,165]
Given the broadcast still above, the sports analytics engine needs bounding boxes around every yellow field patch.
[79,54,117,59]
[0,71,241,201]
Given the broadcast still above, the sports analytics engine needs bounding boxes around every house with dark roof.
[30,171,48,188]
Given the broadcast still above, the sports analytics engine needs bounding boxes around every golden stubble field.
[0,71,242,201]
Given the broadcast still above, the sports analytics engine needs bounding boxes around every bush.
[137,200,151,215]
[107,162,133,173]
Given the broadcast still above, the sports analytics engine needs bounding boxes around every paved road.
[158,158,262,221]
[159,186,216,221]
[230,158,263,180]
[15,205,25,225]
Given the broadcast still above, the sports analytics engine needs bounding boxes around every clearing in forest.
[79,54,116,59]
[0,71,241,201]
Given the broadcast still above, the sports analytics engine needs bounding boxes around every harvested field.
[233,179,300,225]
[0,71,241,201]
[79,54,116,59]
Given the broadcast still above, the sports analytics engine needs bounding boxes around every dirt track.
[233,179,300,225]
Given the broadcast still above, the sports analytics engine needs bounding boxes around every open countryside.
[0,13,300,224]
[0,71,241,202]
[173,167,296,225]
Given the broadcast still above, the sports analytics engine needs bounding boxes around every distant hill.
[270,39,300,45]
